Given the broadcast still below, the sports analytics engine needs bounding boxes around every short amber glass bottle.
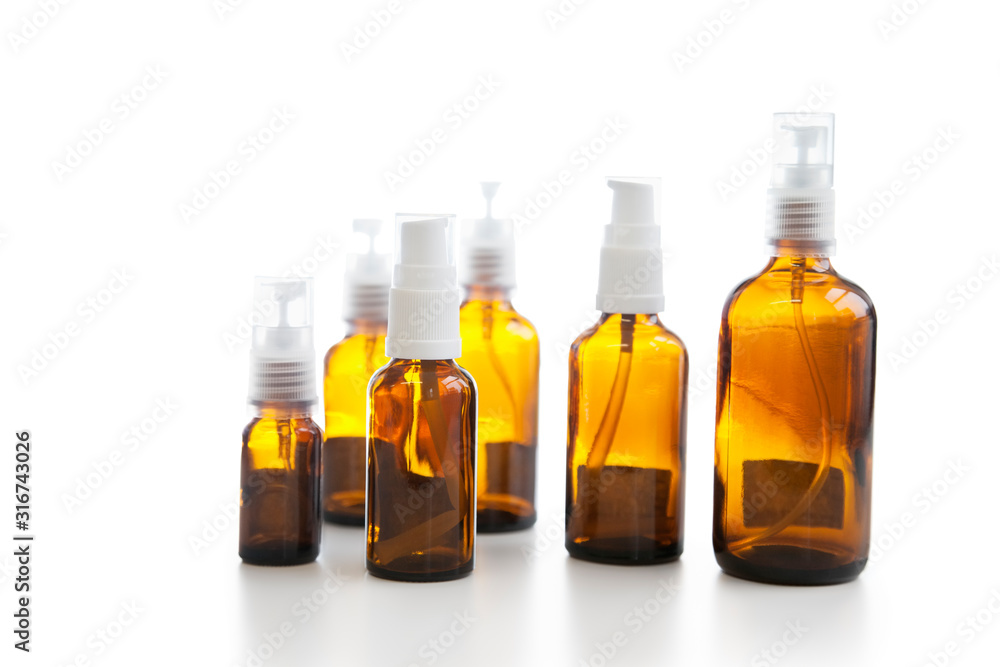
[322,319,388,525]
[713,255,876,584]
[239,275,321,566]
[458,285,539,532]
[240,404,323,565]
[366,359,476,581]
[566,313,688,564]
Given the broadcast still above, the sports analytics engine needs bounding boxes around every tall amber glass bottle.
[566,178,688,564]
[322,219,390,525]
[366,215,477,582]
[458,183,540,532]
[240,278,323,566]
[714,113,876,585]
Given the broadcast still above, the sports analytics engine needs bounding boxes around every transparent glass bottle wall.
[566,313,688,564]
[322,319,389,525]
[713,255,876,584]
[366,359,477,581]
[240,404,323,566]
[458,285,539,532]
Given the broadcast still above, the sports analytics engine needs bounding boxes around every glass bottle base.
[477,504,536,533]
[566,537,681,565]
[323,510,364,526]
[715,545,866,585]
[239,542,318,567]
[366,556,474,582]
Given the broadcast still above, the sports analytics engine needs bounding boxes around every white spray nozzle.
[344,218,391,323]
[248,277,316,405]
[765,112,836,256]
[481,181,501,219]
[386,214,461,359]
[353,218,382,251]
[460,182,516,288]
[596,177,665,314]
[609,179,656,227]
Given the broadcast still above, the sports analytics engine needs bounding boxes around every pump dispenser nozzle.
[460,182,515,288]
[386,215,461,360]
[596,177,665,314]
[248,277,316,405]
[344,218,391,323]
[765,112,836,256]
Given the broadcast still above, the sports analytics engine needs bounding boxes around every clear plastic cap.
[248,277,316,405]
[460,182,516,288]
[386,214,461,359]
[764,112,836,256]
[770,112,834,189]
[344,218,391,323]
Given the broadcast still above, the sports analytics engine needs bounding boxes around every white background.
[2,1,998,665]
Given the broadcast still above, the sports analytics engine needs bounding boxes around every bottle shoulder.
[324,332,388,368]
[460,300,538,342]
[370,359,475,397]
[243,415,322,443]
[723,265,876,326]
[571,314,686,359]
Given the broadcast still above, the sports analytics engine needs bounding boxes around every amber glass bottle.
[240,405,323,565]
[459,287,539,531]
[239,277,322,566]
[565,177,688,565]
[366,215,477,582]
[458,183,539,532]
[713,112,877,584]
[713,256,875,584]
[366,359,476,581]
[322,319,388,524]
[566,313,687,563]
[323,218,391,525]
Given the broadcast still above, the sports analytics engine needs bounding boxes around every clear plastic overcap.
[460,182,516,287]
[764,112,837,256]
[248,277,316,405]
[770,112,834,189]
[344,218,391,322]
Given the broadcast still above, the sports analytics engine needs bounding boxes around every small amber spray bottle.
[366,215,477,582]
[239,278,323,565]
[322,220,391,525]
[713,113,876,585]
[458,183,539,532]
[565,178,688,564]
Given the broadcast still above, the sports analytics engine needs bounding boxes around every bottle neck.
[462,284,511,305]
[250,401,314,419]
[345,318,387,337]
[598,312,660,326]
[764,255,834,273]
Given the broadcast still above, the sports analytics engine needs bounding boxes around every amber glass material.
[566,313,688,564]
[714,255,876,585]
[239,405,323,566]
[458,286,539,532]
[366,358,476,581]
[322,320,389,525]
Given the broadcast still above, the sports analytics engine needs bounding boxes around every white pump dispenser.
[385,215,461,360]
[460,182,516,288]
[595,177,665,315]
[764,112,836,256]
[248,277,316,404]
[343,218,391,323]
